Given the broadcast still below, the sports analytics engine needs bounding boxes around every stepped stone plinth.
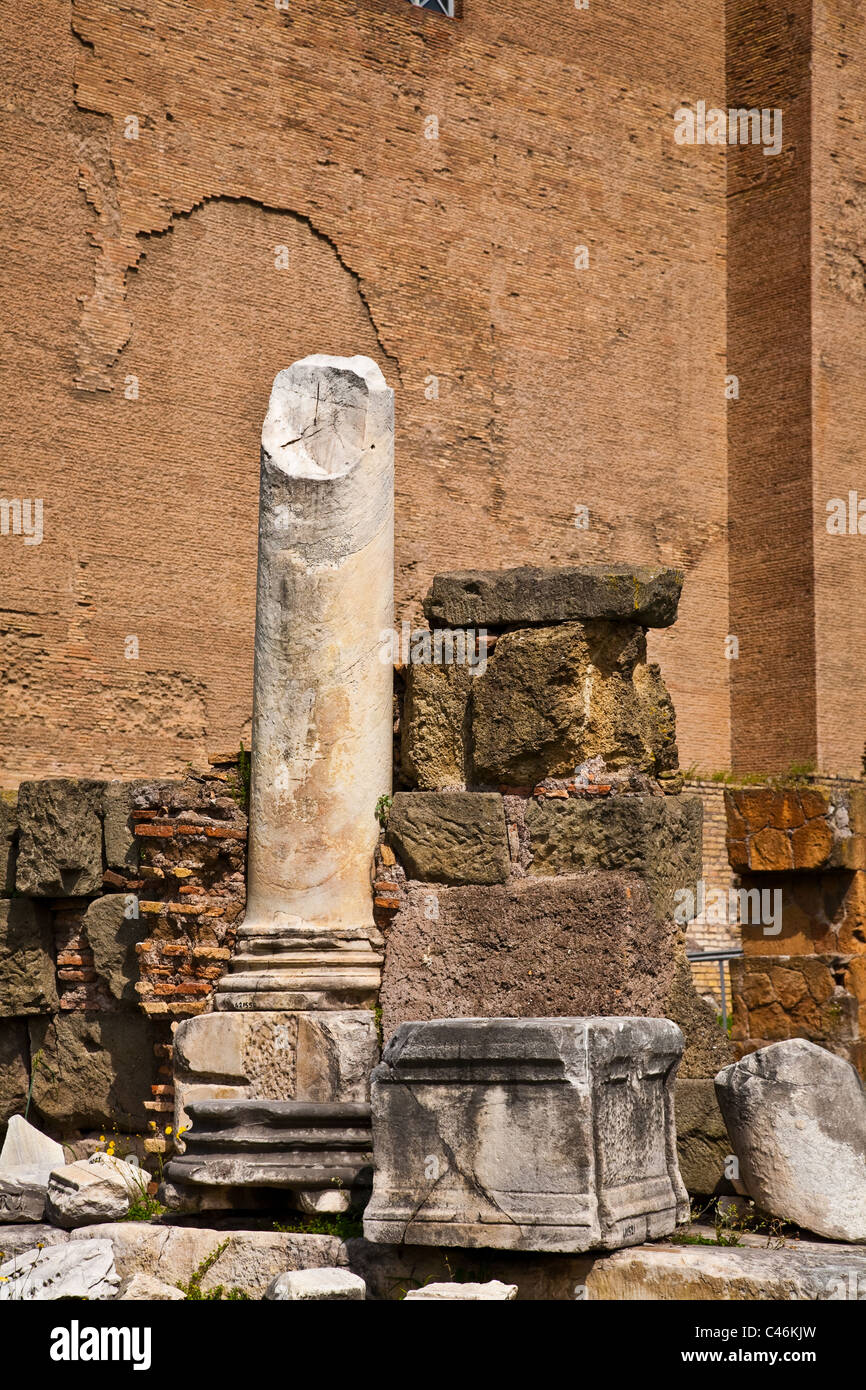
[363,1016,689,1252]
[165,1100,373,1205]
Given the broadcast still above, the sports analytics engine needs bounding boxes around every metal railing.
[686,948,744,1032]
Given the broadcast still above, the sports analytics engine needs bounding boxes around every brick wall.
[0,770,246,1147]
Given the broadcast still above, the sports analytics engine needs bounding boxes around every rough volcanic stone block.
[379,875,678,1037]
[386,792,509,885]
[730,954,861,1055]
[400,660,472,790]
[470,623,677,783]
[0,1022,30,1128]
[674,1078,732,1196]
[423,565,684,629]
[0,899,57,1016]
[585,1241,866,1300]
[83,894,142,1004]
[715,1039,866,1243]
[364,1017,688,1252]
[0,794,17,896]
[102,781,148,873]
[15,779,105,896]
[265,1266,366,1300]
[525,793,702,921]
[28,1013,156,1131]
[405,1280,518,1300]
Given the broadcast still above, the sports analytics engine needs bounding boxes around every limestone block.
[404,1280,517,1300]
[15,779,105,897]
[265,1267,366,1300]
[118,1272,186,1300]
[423,565,684,629]
[715,1039,866,1242]
[400,660,472,790]
[46,1156,140,1228]
[0,1238,119,1301]
[0,899,57,1016]
[0,1115,65,1180]
[70,1223,348,1299]
[83,894,142,1004]
[525,793,702,922]
[28,1013,156,1131]
[364,1017,689,1253]
[0,794,17,895]
[585,1241,866,1300]
[471,622,676,783]
[386,792,510,884]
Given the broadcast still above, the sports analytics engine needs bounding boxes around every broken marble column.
[715,1039,866,1243]
[363,1017,689,1252]
[168,357,392,1205]
[218,354,393,1010]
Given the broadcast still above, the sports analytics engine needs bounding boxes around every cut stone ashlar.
[364,1016,689,1253]
[165,1099,373,1198]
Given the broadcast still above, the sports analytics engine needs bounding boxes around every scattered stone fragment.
[46,1155,142,1229]
[423,565,684,629]
[0,1172,49,1224]
[404,1280,518,1300]
[265,1267,366,1300]
[117,1272,186,1301]
[715,1039,866,1243]
[0,1238,119,1301]
[0,1223,69,1260]
[0,1115,65,1180]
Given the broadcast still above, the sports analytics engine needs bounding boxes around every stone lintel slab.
[423,564,684,630]
[364,1016,688,1254]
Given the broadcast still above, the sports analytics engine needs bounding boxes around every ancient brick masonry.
[0,770,247,1148]
[725,783,866,1078]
